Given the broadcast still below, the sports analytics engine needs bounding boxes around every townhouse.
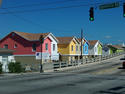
[102,45,113,56]
[57,36,80,63]
[108,45,124,53]
[88,40,102,56]
[78,38,89,58]
[0,31,59,70]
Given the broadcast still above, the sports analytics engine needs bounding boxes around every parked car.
[122,61,125,68]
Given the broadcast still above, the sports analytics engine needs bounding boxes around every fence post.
[59,62,61,69]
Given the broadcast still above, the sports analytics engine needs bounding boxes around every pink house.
[0,31,59,60]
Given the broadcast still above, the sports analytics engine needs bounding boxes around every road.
[0,55,125,94]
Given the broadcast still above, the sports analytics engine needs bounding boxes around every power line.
[1,0,85,9]
[0,4,90,14]
[5,9,73,34]
[0,0,123,14]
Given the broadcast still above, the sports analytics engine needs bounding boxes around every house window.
[71,45,73,51]
[45,43,48,51]
[53,44,55,51]
[32,43,36,52]
[76,45,78,51]
[14,44,17,48]
[85,46,87,52]
[4,44,8,49]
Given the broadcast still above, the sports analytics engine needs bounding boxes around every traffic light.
[123,3,125,17]
[89,7,94,21]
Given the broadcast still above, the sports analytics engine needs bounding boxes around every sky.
[0,0,125,44]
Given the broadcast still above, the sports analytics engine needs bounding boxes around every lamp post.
[39,35,44,73]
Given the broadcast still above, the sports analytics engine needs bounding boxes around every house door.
[2,56,9,72]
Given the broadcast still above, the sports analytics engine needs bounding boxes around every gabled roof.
[0,31,58,42]
[13,31,50,41]
[102,45,110,51]
[88,40,98,46]
[108,45,124,50]
[78,38,89,45]
[57,37,73,44]
[57,36,79,44]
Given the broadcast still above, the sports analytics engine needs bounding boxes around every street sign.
[36,52,50,60]
[99,2,120,10]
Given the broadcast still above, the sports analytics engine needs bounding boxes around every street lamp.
[39,35,44,73]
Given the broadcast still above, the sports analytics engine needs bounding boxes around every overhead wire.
[0,0,124,36]
[1,0,85,9]
[4,9,74,34]
[0,0,87,34]
[0,0,124,14]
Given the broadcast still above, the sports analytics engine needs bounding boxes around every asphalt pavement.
[0,55,125,94]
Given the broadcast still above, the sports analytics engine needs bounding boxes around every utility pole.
[39,35,44,73]
[80,29,83,61]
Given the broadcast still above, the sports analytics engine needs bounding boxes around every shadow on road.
[118,67,125,69]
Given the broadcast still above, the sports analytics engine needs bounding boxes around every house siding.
[83,42,89,55]
[69,40,76,55]
[0,33,52,55]
[98,43,102,55]
[58,44,69,55]
[88,41,102,56]
[48,35,59,60]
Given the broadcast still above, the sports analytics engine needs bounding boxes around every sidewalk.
[0,72,40,79]
[0,54,124,78]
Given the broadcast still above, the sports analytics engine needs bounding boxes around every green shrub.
[8,62,15,73]
[8,62,23,73]
[0,63,2,74]
[14,62,22,73]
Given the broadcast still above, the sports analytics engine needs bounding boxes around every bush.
[8,62,23,73]
[8,62,15,73]
[0,63,2,74]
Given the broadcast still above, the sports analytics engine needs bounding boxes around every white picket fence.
[53,52,125,69]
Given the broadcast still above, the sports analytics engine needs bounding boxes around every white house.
[48,33,59,61]
[88,40,102,56]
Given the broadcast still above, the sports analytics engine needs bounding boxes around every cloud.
[105,35,112,39]
[118,40,122,42]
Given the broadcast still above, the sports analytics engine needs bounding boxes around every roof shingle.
[13,31,50,41]
[88,40,98,46]
[56,37,74,44]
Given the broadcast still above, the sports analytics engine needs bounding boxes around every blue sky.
[0,0,125,44]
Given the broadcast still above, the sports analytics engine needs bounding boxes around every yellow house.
[57,37,80,62]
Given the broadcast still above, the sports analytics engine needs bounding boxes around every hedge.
[8,62,23,73]
[0,63,2,73]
